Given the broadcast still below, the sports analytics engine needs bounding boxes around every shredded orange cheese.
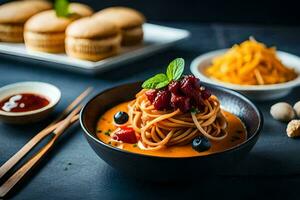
[205,38,298,85]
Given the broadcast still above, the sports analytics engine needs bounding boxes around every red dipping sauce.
[0,93,50,113]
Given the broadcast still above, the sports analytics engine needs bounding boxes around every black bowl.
[80,82,263,180]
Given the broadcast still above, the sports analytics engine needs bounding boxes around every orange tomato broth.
[96,102,247,157]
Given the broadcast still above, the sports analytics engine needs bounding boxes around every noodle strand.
[128,90,227,150]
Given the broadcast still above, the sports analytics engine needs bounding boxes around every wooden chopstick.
[50,87,92,124]
[0,106,82,198]
[0,115,79,180]
[0,87,92,179]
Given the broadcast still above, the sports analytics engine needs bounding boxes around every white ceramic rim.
[0,82,61,116]
[190,49,300,91]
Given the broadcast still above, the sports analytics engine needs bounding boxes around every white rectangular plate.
[0,23,190,74]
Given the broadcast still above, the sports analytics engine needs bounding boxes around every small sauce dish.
[0,82,61,124]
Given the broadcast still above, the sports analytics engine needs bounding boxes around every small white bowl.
[190,49,300,100]
[0,82,61,124]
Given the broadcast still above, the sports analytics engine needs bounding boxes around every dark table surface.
[1,23,300,199]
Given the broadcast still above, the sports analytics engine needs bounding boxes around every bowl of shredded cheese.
[190,39,300,100]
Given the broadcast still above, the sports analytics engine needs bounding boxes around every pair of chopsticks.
[0,87,93,198]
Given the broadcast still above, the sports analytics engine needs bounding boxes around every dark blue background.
[1,23,300,199]
[1,0,300,24]
[1,0,300,198]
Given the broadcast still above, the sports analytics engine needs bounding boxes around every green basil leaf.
[155,80,169,89]
[166,58,185,81]
[142,73,169,89]
[55,0,70,17]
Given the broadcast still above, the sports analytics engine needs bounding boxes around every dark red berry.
[195,96,205,110]
[145,74,211,114]
[170,94,191,113]
[190,93,200,104]
[153,90,171,110]
[168,81,181,95]
[180,79,195,97]
[201,89,211,100]
[145,89,158,103]
[182,75,200,89]
[113,127,137,144]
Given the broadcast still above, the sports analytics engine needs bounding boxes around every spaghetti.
[205,38,298,85]
[127,89,227,150]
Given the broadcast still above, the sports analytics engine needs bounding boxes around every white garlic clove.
[286,120,300,138]
[270,102,295,122]
[293,101,300,118]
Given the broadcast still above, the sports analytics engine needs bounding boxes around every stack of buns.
[65,17,121,61]
[24,3,93,53]
[94,7,145,46]
[0,1,145,61]
[0,0,52,42]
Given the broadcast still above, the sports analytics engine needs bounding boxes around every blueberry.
[114,111,129,124]
[192,136,211,152]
